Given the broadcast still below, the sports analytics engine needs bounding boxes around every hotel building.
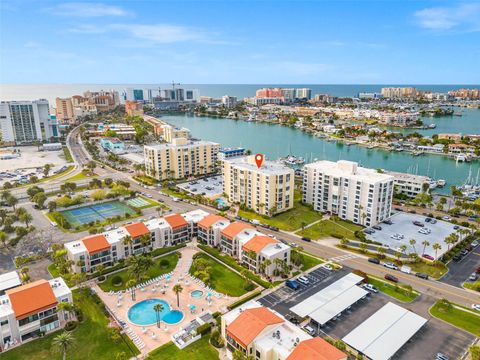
[144,138,220,180]
[222,301,347,360]
[380,87,417,99]
[223,156,294,216]
[161,124,191,143]
[55,98,74,124]
[0,100,58,145]
[65,210,207,273]
[303,160,394,226]
[0,278,72,351]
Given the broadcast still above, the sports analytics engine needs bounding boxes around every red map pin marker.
[255,154,264,168]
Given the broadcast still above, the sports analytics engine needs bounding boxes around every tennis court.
[59,201,136,227]
[126,197,151,208]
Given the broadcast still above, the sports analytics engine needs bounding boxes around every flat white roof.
[49,277,72,299]
[309,285,368,325]
[342,302,427,360]
[290,273,363,318]
[255,321,310,358]
[226,156,293,176]
[183,209,209,224]
[145,218,170,231]
[305,160,393,183]
[64,240,87,255]
[261,242,290,257]
[104,227,128,245]
[0,271,21,292]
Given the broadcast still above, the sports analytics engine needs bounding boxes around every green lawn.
[161,187,193,200]
[98,253,179,292]
[301,252,324,271]
[464,280,480,292]
[295,218,362,240]
[147,335,219,360]
[367,276,419,302]
[190,253,249,297]
[430,301,480,336]
[2,289,139,360]
[62,146,74,163]
[238,190,323,231]
[409,261,448,280]
[64,172,96,182]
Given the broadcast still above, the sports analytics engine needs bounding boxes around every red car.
[422,254,434,261]
[385,274,399,283]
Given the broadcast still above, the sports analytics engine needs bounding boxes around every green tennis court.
[59,201,136,227]
[125,197,151,208]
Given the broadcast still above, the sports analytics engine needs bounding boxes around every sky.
[0,0,479,84]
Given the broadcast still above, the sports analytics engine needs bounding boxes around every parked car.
[460,249,469,256]
[425,217,432,222]
[368,257,380,264]
[302,325,316,336]
[297,276,310,285]
[415,272,429,280]
[383,262,399,270]
[301,236,311,242]
[472,304,480,312]
[442,216,451,221]
[430,219,437,224]
[422,254,435,261]
[384,274,399,283]
[453,225,460,230]
[372,225,382,230]
[290,242,298,248]
[365,229,375,235]
[468,273,478,281]
[383,219,393,225]
[286,314,299,324]
[363,284,378,293]
[413,221,424,227]
[436,353,449,360]
[285,280,299,290]
[452,254,462,262]
[270,226,279,232]
[471,240,479,247]
[322,264,333,271]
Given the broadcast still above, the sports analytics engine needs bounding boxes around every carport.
[342,302,427,360]
[290,273,367,329]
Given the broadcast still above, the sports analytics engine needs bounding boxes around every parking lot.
[365,212,468,259]
[441,243,480,287]
[258,266,475,360]
[177,175,223,198]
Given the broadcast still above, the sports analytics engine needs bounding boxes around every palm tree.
[57,302,74,321]
[421,240,430,255]
[123,235,133,257]
[153,303,164,328]
[20,212,33,227]
[139,234,151,252]
[409,239,417,255]
[172,284,183,307]
[0,231,7,247]
[399,244,407,256]
[126,279,137,301]
[52,331,75,360]
[376,246,387,258]
[432,243,442,261]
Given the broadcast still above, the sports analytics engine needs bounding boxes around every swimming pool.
[191,290,204,298]
[127,299,184,326]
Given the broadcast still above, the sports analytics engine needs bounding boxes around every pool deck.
[93,246,234,355]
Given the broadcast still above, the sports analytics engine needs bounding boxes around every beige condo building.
[144,138,220,180]
[223,156,294,216]
[162,124,191,143]
[55,97,74,124]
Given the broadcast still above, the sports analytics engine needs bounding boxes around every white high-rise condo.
[303,160,394,226]
[0,100,58,145]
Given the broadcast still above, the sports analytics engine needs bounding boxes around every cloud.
[414,3,480,31]
[111,24,204,43]
[68,24,106,34]
[46,2,128,17]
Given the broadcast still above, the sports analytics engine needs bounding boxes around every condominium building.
[221,95,238,109]
[83,90,120,112]
[295,88,312,100]
[217,147,246,161]
[0,278,73,351]
[386,171,430,197]
[223,156,294,215]
[448,88,480,100]
[65,210,207,273]
[303,160,394,226]
[197,214,230,246]
[144,138,220,180]
[125,100,144,117]
[55,98,74,124]
[161,124,191,143]
[0,100,58,145]
[222,302,347,360]
[380,87,417,99]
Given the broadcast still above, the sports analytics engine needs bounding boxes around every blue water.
[127,299,184,326]
[190,290,204,298]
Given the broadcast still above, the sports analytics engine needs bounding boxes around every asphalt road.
[440,246,480,287]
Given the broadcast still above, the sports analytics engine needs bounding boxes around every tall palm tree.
[421,240,430,255]
[139,234,151,252]
[123,235,133,257]
[153,303,164,328]
[52,331,75,360]
[126,279,137,301]
[432,243,442,261]
[172,284,183,307]
[409,239,417,255]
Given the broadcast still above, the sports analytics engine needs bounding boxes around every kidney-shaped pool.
[127,299,184,326]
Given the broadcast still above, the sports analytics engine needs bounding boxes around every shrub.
[331,233,344,239]
[159,259,170,268]
[112,275,123,286]
[97,275,106,282]
[196,323,211,335]
[352,269,368,281]
[210,329,224,348]
[227,290,262,310]
[243,281,255,291]
[64,321,78,331]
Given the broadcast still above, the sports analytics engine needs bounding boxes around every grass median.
[430,300,480,336]
[367,276,419,302]
[295,218,362,240]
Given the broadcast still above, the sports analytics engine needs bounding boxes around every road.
[29,127,480,308]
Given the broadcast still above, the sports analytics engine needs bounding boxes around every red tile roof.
[82,234,110,255]
[164,213,188,230]
[226,307,283,348]
[6,280,58,320]
[124,222,150,238]
[221,222,253,239]
[286,338,347,360]
[243,235,278,254]
[198,214,228,229]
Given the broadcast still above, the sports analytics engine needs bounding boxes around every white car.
[472,304,480,311]
[363,284,378,293]
[322,264,333,271]
[302,325,315,336]
[383,262,399,270]
[297,276,310,285]
[471,240,479,247]
[442,216,451,221]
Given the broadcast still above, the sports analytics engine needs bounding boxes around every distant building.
[125,100,144,117]
[256,88,284,99]
[358,92,382,100]
[217,147,246,161]
[0,100,58,145]
[221,95,238,108]
[100,137,125,153]
[448,88,480,100]
[303,160,394,226]
[223,156,294,215]
[386,171,430,197]
[144,138,220,180]
[281,88,296,103]
[55,98,74,124]
[82,90,120,112]
[295,88,312,100]
[381,87,417,99]
[437,133,462,141]
[0,278,73,351]
[161,124,191,143]
[143,115,164,136]
[448,143,475,154]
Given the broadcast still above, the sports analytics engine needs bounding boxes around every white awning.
[0,271,21,293]
[290,273,364,318]
[309,285,368,326]
[343,302,427,360]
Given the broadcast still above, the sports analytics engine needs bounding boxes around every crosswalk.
[330,254,357,262]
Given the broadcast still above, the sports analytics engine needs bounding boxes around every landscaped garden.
[146,334,219,360]
[237,190,323,231]
[99,252,179,292]
[1,288,139,360]
[295,217,362,240]
[189,253,251,297]
[430,299,480,336]
[367,275,419,302]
